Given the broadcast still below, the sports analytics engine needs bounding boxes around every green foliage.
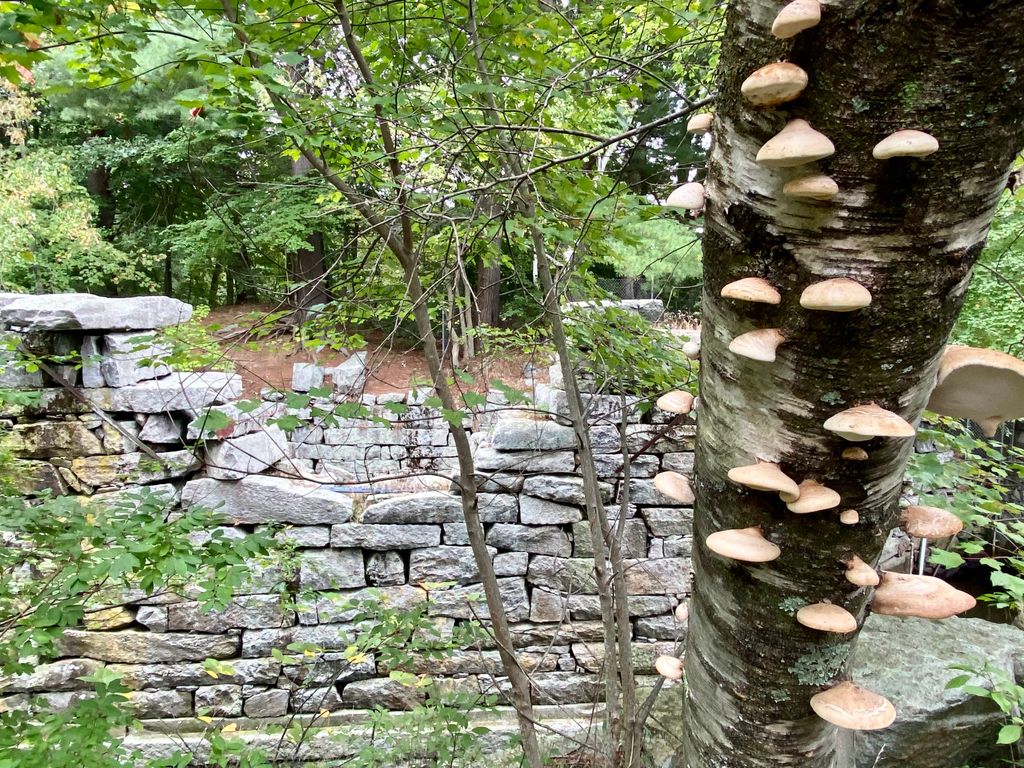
[600,216,703,287]
[947,661,1024,758]
[158,305,233,372]
[907,417,1024,612]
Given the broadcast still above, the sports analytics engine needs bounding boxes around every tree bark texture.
[682,2,1024,766]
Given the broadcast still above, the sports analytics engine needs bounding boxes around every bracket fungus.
[675,601,689,623]
[756,119,835,168]
[728,328,785,362]
[654,471,696,505]
[871,572,976,619]
[810,682,897,731]
[686,112,714,134]
[839,509,860,525]
[728,462,800,500]
[706,526,781,563]
[900,505,963,539]
[823,403,915,442]
[785,479,840,513]
[741,62,809,106]
[656,389,695,415]
[873,129,939,159]
[925,345,1024,436]
[782,173,839,201]
[842,447,870,461]
[800,278,872,312]
[720,277,781,305]
[844,555,880,587]
[796,603,858,634]
[666,182,706,211]
[655,655,685,681]
[682,339,701,360]
[771,0,821,38]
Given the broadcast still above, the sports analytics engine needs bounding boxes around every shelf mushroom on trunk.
[925,345,1024,436]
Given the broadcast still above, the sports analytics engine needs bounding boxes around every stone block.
[299,549,366,591]
[521,475,613,506]
[139,413,184,444]
[408,546,496,585]
[108,658,281,690]
[0,293,192,331]
[272,526,331,548]
[442,523,469,545]
[330,523,440,549]
[571,641,676,674]
[493,551,529,577]
[624,423,695,453]
[70,449,200,487]
[205,425,290,480]
[80,335,104,387]
[241,625,358,658]
[360,492,516,524]
[9,459,67,495]
[166,595,293,633]
[570,594,672,620]
[662,452,695,475]
[291,685,342,713]
[79,372,241,413]
[244,688,290,717]
[664,536,693,559]
[592,452,659,479]
[520,495,581,525]
[328,351,369,395]
[182,475,354,525]
[473,446,575,473]
[642,508,693,537]
[195,684,243,717]
[366,551,405,585]
[187,401,284,440]
[572,519,648,559]
[490,419,575,451]
[56,630,239,663]
[129,689,193,719]
[135,606,169,632]
[98,419,141,454]
[1,421,104,459]
[279,653,375,687]
[624,558,689,595]
[99,331,171,387]
[635,616,681,640]
[619,478,691,507]
[527,557,598,594]
[83,606,135,630]
[487,524,571,557]
[341,678,425,711]
[1,658,104,693]
[291,363,324,393]
[428,578,528,621]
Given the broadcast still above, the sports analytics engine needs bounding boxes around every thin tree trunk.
[682,2,1024,766]
[475,259,501,327]
[288,155,330,321]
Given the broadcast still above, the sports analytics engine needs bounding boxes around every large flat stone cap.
[0,293,193,331]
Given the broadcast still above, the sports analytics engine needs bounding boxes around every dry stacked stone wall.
[0,293,694,749]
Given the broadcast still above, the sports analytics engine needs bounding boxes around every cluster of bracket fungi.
[657,0,1024,733]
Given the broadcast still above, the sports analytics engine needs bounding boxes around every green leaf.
[928,549,964,568]
[945,674,972,689]
[996,724,1022,744]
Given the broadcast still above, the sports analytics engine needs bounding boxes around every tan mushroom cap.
[756,119,835,168]
[800,278,873,312]
[785,480,841,514]
[796,603,858,633]
[729,328,785,362]
[656,389,695,415]
[810,682,897,731]
[666,182,706,211]
[783,173,839,201]
[682,340,700,360]
[873,129,939,160]
[823,403,915,442]
[901,505,963,539]
[871,572,976,619]
[842,447,870,461]
[728,462,800,500]
[686,112,714,134]
[674,601,689,623]
[772,0,822,38]
[654,471,695,505]
[741,62,809,106]
[655,654,684,680]
[839,509,860,525]
[706,526,781,563]
[721,277,782,305]
[926,345,1024,437]
[844,555,880,587]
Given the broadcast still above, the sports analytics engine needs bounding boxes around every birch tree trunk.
[682,1,1024,766]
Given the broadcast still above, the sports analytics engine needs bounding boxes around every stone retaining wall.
[0,293,693,749]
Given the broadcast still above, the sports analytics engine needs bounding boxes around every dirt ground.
[202,304,547,397]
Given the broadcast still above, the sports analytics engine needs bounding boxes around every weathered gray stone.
[108,658,280,689]
[129,689,193,718]
[619,478,691,507]
[205,425,290,480]
[663,536,693,559]
[1,421,104,458]
[529,590,671,623]
[527,556,598,593]
[0,293,192,331]
[138,413,183,444]
[166,595,293,633]
[100,332,171,387]
[291,685,343,713]
[853,615,1024,768]
[70,449,200,487]
[491,420,575,451]
[443,523,469,545]
[279,653,375,687]
[187,401,284,440]
[624,558,689,595]
[408,546,497,585]
[330,523,440,549]
[520,495,582,525]
[366,551,405,585]
[641,507,693,537]
[527,557,687,596]
[135,606,169,632]
[635,616,680,640]
[244,688,290,717]
[662,452,695,475]
[328,351,369,395]
[1,658,104,693]
[299,549,366,590]
[506,621,606,647]
[573,519,648,559]
[473,447,575,473]
[572,641,675,674]
[182,475,354,525]
[241,624,358,658]
[80,335,104,387]
[493,551,529,577]
[624,422,695,453]
[360,492,516,524]
[56,630,240,662]
[291,363,324,393]
[341,678,425,710]
[194,684,243,717]
[10,459,66,495]
[487,524,571,557]
[521,475,613,506]
[79,372,241,413]
[83,606,135,630]
[98,419,141,454]
[592,452,659,479]
[0,331,45,388]
[272,525,331,548]
[428,578,528,621]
